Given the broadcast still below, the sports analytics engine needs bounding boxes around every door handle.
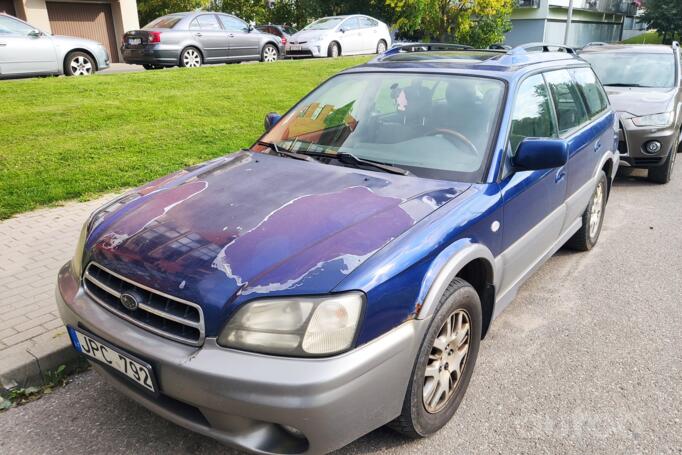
[228,33,235,38]
[593,140,602,152]
[194,32,203,37]
[0,43,6,47]
[555,168,567,183]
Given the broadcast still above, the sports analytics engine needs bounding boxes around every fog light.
[645,141,661,154]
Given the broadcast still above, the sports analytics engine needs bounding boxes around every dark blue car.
[57,43,618,454]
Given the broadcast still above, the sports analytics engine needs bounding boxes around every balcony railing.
[549,0,637,15]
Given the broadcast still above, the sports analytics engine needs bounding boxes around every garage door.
[46,2,119,62]
[0,0,16,16]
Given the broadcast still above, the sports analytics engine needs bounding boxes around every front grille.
[83,263,205,346]
[633,157,663,166]
[287,50,313,56]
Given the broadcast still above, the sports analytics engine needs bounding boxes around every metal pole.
[564,0,574,45]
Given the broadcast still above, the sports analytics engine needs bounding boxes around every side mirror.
[28,29,41,38]
[339,27,346,33]
[248,24,254,32]
[513,138,569,171]
[264,112,281,132]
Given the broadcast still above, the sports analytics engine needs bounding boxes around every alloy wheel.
[70,56,93,76]
[183,49,201,68]
[263,46,278,62]
[423,309,471,413]
[588,180,604,240]
[377,41,387,53]
[331,44,339,58]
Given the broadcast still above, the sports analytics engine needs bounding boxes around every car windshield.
[581,52,676,88]
[255,73,505,182]
[283,25,298,35]
[303,17,343,31]
[143,16,183,29]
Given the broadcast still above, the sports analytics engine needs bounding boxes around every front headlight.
[631,112,673,127]
[217,292,364,356]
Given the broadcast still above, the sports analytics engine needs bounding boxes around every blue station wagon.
[57,43,619,454]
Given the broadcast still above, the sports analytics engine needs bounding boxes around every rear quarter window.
[544,69,589,135]
[571,67,608,118]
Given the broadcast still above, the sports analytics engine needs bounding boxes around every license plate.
[289,44,301,51]
[128,38,141,45]
[67,326,156,393]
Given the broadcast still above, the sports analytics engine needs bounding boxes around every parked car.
[0,12,109,78]
[57,43,618,454]
[286,14,391,58]
[579,42,682,183]
[255,24,297,47]
[121,12,284,69]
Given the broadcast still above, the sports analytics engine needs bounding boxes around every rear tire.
[327,42,340,58]
[389,278,481,438]
[565,170,608,251]
[179,47,202,68]
[647,149,675,184]
[142,64,163,70]
[64,51,96,76]
[261,44,279,63]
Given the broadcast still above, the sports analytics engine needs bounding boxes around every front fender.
[416,239,495,320]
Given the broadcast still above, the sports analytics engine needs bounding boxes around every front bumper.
[56,262,424,455]
[285,43,327,58]
[121,46,180,66]
[618,118,679,168]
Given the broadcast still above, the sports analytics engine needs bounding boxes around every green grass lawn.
[621,31,663,44]
[0,56,371,220]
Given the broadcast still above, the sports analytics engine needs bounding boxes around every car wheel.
[376,40,387,54]
[565,170,608,251]
[180,48,202,68]
[647,149,676,183]
[327,42,340,58]
[389,278,481,438]
[261,44,279,63]
[65,51,96,76]
[142,64,163,70]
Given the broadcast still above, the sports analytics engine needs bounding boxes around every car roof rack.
[382,42,475,57]
[509,42,577,55]
[584,41,609,47]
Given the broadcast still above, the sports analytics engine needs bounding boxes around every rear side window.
[190,15,221,31]
[360,17,378,28]
[219,15,248,32]
[571,67,608,117]
[509,74,557,153]
[143,16,182,29]
[544,69,589,135]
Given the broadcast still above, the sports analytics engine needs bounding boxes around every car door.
[544,68,602,225]
[0,15,57,76]
[218,15,259,59]
[339,17,362,54]
[359,17,380,53]
[497,73,567,298]
[189,14,228,61]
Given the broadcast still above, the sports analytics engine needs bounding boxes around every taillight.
[148,31,162,44]
[281,36,287,45]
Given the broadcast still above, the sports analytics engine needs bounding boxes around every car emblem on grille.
[120,292,140,311]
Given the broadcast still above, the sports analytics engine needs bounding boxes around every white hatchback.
[286,14,391,58]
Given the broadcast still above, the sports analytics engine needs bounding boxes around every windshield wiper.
[604,83,647,87]
[256,140,316,162]
[303,151,410,176]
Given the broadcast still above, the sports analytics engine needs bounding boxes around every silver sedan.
[0,13,110,79]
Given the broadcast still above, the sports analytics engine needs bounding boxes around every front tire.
[261,44,279,63]
[647,149,676,183]
[565,170,608,251]
[376,39,387,54]
[180,47,202,68]
[389,278,481,438]
[64,51,96,76]
[327,41,340,58]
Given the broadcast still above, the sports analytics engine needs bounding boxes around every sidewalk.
[0,195,115,387]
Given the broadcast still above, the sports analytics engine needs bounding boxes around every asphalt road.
[1,166,681,455]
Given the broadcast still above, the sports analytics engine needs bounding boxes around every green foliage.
[640,0,680,44]
[0,364,72,411]
[0,57,371,219]
[209,0,269,23]
[621,30,663,44]
[137,0,209,27]
[386,0,513,45]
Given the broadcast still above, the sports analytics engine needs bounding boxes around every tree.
[137,0,209,27]
[386,0,513,46]
[209,0,268,23]
[641,0,681,44]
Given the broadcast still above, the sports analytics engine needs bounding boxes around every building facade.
[0,0,139,62]
[505,0,638,47]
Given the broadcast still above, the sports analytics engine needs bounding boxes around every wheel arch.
[416,240,496,339]
[329,40,341,55]
[178,45,204,65]
[63,48,98,73]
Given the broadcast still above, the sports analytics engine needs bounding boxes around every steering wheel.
[426,128,478,157]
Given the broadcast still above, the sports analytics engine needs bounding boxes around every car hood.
[85,151,469,335]
[290,29,331,43]
[604,86,677,117]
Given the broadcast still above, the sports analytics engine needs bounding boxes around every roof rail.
[510,42,577,55]
[382,42,474,57]
[584,41,609,47]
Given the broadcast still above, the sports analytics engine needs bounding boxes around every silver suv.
[0,13,110,79]
[121,12,284,69]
